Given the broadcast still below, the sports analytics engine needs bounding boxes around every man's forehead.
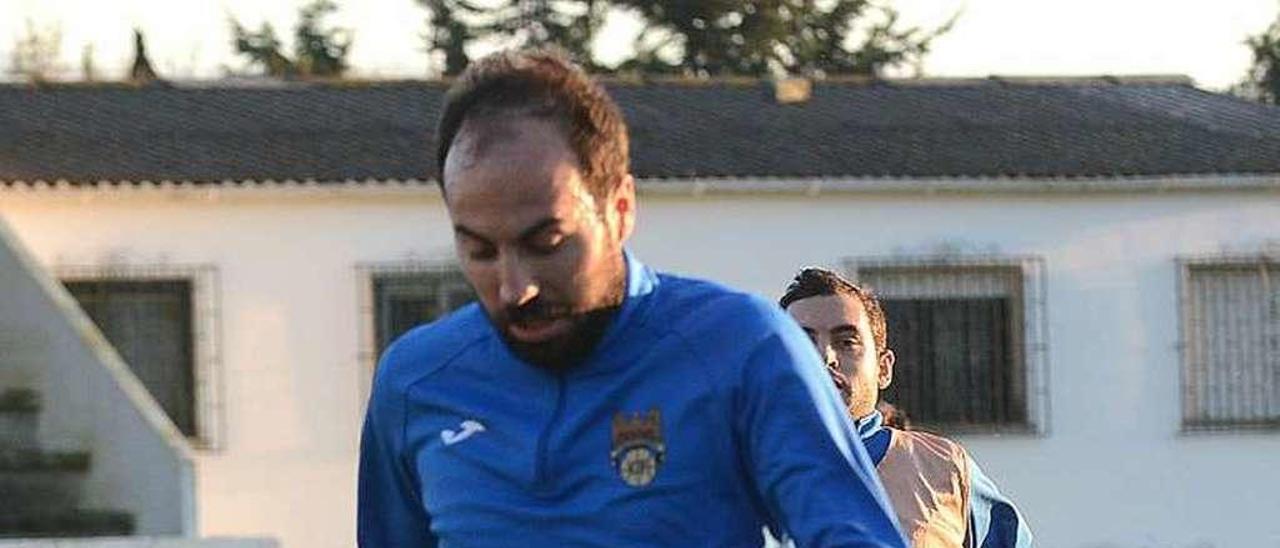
[445,119,518,172]
[445,115,571,173]
[442,116,596,238]
[789,293,870,329]
[443,117,578,190]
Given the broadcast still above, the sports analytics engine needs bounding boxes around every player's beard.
[497,260,626,371]
[829,362,877,420]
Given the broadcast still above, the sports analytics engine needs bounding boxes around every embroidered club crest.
[610,409,665,487]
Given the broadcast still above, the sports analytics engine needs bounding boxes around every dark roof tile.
[1,78,1278,184]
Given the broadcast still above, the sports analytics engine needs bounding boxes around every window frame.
[1177,254,1280,433]
[843,254,1050,435]
[356,260,472,406]
[56,263,223,450]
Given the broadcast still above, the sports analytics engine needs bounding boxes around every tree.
[417,0,949,78]
[420,0,474,76]
[795,2,956,77]
[231,0,351,78]
[232,20,295,77]
[480,0,606,66]
[81,44,97,82]
[1239,14,1280,104]
[129,29,163,84]
[9,19,63,83]
[615,0,954,77]
[294,0,352,76]
[419,0,606,75]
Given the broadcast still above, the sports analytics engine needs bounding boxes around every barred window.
[371,268,475,359]
[850,258,1046,433]
[64,279,197,437]
[1181,260,1280,431]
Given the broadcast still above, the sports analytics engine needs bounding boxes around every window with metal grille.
[371,268,475,360]
[64,279,197,437]
[1181,260,1280,431]
[850,258,1046,433]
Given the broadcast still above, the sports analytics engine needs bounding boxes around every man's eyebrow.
[831,325,858,335]
[454,218,561,244]
[453,224,491,243]
[518,218,561,241]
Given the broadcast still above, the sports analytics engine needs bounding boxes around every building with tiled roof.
[0,77,1277,548]
[2,77,1279,185]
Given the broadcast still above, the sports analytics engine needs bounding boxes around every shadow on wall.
[0,213,196,538]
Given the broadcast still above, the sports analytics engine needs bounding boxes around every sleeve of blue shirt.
[357,341,438,548]
[736,301,907,548]
[967,460,1034,548]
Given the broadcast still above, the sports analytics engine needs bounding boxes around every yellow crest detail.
[610,409,665,487]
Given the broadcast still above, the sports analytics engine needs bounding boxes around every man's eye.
[465,243,497,261]
[528,234,565,255]
[837,338,861,350]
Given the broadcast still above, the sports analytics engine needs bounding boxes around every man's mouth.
[507,316,572,343]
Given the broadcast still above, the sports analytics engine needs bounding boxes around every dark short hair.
[779,267,890,354]
[435,49,630,200]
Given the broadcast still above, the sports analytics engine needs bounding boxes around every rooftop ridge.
[0,73,1197,92]
[0,76,1274,183]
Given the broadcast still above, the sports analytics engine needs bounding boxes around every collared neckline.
[856,409,893,466]
[855,409,885,441]
[567,249,658,376]
[484,249,660,376]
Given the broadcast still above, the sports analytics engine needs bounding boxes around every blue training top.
[358,252,906,547]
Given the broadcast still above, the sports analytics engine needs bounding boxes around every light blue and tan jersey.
[858,411,1034,548]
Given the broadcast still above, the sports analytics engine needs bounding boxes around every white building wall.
[0,214,196,535]
[0,185,1277,548]
[0,539,278,548]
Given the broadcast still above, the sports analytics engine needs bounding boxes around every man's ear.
[877,349,895,391]
[607,174,637,243]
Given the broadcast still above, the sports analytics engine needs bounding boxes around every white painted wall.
[0,539,277,548]
[0,215,195,535]
[1,184,1277,548]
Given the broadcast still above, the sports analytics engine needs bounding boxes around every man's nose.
[822,344,839,367]
[497,255,538,308]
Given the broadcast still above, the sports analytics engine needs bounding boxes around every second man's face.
[442,115,634,369]
[785,293,892,420]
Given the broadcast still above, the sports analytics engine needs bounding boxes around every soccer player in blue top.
[357,50,906,547]
[781,268,1034,547]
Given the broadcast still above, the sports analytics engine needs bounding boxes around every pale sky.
[0,0,1275,90]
